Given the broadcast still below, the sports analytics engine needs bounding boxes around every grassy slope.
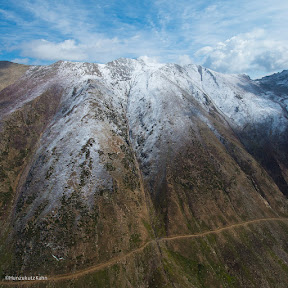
[0,62,29,92]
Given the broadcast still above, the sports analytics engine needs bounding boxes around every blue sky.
[1,0,288,78]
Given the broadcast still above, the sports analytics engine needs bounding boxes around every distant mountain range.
[1,59,288,287]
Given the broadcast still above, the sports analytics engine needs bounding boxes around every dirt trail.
[160,217,288,241]
[1,217,287,286]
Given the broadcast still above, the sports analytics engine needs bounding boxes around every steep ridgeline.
[1,59,288,287]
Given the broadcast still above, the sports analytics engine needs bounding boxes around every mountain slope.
[0,61,29,92]
[0,59,288,287]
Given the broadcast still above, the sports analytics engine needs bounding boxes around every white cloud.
[20,39,87,61]
[138,55,160,64]
[17,36,165,64]
[11,58,30,64]
[178,55,193,65]
[195,30,288,77]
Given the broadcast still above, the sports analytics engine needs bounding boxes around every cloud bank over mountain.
[196,30,288,77]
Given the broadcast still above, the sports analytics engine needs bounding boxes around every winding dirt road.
[1,217,287,286]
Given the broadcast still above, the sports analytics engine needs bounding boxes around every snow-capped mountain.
[1,59,288,287]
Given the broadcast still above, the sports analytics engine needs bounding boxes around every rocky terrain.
[0,59,288,287]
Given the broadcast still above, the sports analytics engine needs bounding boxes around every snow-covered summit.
[5,58,286,135]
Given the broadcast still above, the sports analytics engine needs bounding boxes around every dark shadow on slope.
[238,124,288,198]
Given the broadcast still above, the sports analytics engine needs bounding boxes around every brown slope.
[0,61,29,92]
[0,87,63,219]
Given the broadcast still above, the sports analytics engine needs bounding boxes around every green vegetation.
[129,233,141,248]
[142,219,154,238]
